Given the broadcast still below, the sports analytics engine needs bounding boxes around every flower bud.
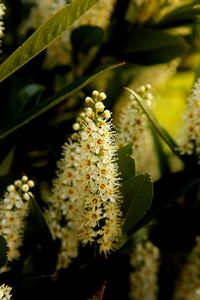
[95,101,105,113]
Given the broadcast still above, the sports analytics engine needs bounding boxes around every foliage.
[1,1,200,300]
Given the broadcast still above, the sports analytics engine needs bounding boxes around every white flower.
[45,141,83,270]
[0,2,6,52]
[129,240,160,300]
[173,236,200,300]
[0,283,12,300]
[45,90,123,261]
[115,84,159,180]
[178,78,200,163]
[75,91,123,254]
[0,176,35,271]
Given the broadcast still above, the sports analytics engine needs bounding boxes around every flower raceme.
[116,84,153,153]
[45,90,123,269]
[173,236,200,300]
[129,240,160,300]
[178,78,200,163]
[74,91,123,255]
[0,1,6,52]
[115,84,160,180]
[44,140,82,270]
[0,175,35,272]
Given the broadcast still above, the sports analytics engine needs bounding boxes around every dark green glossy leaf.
[122,173,153,235]
[0,62,124,140]
[117,143,135,183]
[114,27,189,64]
[0,0,98,83]
[132,168,200,233]
[0,235,8,268]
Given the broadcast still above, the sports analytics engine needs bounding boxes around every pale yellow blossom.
[0,1,6,52]
[129,240,160,300]
[0,283,12,300]
[0,176,35,272]
[178,79,200,163]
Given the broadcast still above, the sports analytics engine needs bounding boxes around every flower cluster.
[0,284,12,300]
[173,236,200,300]
[0,1,6,52]
[0,175,35,271]
[178,78,200,163]
[44,141,82,270]
[74,91,123,255]
[129,240,160,300]
[115,84,159,179]
[45,90,123,270]
[20,0,116,68]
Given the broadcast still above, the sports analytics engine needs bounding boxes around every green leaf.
[132,168,200,233]
[157,0,200,27]
[114,27,189,64]
[0,0,98,83]
[124,87,181,159]
[71,25,105,52]
[0,235,8,268]
[0,63,124,140]
[122,174,153,235]
[124,28,187,53]
[117,143,135,183]
[30,197,57,273]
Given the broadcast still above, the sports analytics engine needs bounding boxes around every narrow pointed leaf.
[0,0,98,83]
[0,63,124,140]
[111,27,189,64]
[120,27,188,54]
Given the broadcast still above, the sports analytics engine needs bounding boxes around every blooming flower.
[173,236,200,300]
[0,176,35,271]
[177,78,200,163]
[74,91,123,255]
[0,284,12,300]
[45,90,123,267]
[0,1,6,52]
[45,141,82,270]
[129,240,160,300]
[115,84,159,179]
